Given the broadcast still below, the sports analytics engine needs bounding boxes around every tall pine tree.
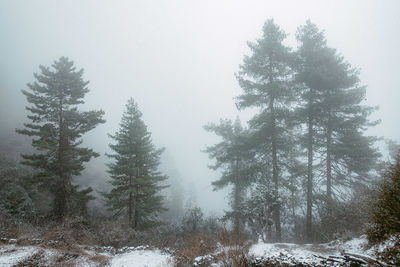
[17,57,105,219]
[204,118,254,236]
[295,21,380,239]
[295,21,330,241]
[236,19,294,241]
[103,98,167,229]
[319,50,379,203]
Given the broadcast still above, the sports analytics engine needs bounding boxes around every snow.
[109,249,173,267]
[250,242,325,264]
[0,236,378,266]
[0,239,175,267]
[338,236,370,254]
[249,235,375,265]
[0,245,37,267]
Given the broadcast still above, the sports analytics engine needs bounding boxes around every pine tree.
[182,206,204,234]
[387,139,400,159]
[16,57,105,219]
[245,165,275,241]
[295,21,380,240]
[235,19,294,241]
[319,50,380,239]
[285,142,308,241]
[103,98,167,229]
[320,54,380,205]
[204,117,254,236]
[295,21,327,241]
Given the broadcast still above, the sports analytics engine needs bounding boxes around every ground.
[0,236,383,266]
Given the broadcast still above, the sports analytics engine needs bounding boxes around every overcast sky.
[1,0,399,214]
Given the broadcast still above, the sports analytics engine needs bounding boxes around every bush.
[176,230,217,265]
[0,208,19,238]
[367,152,400,264]
[0,156,35,219]
[316,185,371,242]
[181,206,204,235]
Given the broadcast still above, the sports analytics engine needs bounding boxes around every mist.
[1,0,399,216]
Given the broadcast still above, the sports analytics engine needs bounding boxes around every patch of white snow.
[109,249,173,267]
[0,245,38,267]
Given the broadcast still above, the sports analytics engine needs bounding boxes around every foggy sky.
[1,0,399,215]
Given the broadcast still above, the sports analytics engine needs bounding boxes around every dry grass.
[175,230,217,266]
[2,215,255,266]
[218,246,251,267]
[93,219,136,248]
[89,253,110,267]
[175,228,253,266]
[13,219,92,254]
[13,250,45,267]
[11,247,110,267]
[217,227,249,247]
[215,228,252,267]
[0,209,19,239]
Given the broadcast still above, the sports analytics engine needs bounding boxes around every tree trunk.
[128,175,133,223]
[54,184,67,219]
[264,190,272,242]
[306,88,314,242]
[134,185,139,228]
[270,96,281,242]
[233,184,240,237]
[133,168,139,228]
[55,95,67,219]
[290,173,296,228]
[326,108,332,205]
[233,159,240,237]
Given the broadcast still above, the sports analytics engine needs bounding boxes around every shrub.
[175,230,217,266]
[181,206,204,235]
[0,156,35,219]
[367,152,400,264]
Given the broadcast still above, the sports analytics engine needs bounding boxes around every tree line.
[12,57,167,229]
[204,19,381,242]
[0,19,391,245]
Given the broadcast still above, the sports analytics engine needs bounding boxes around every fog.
[1,0,399,215]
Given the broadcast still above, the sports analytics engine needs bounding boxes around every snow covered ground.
[0,243,109,267]
[249,236,377,266]
[250,237,369,258]
[0,236,379,266]
[0,243,174,267]
[0,245,38,266]
[109,249,173,267]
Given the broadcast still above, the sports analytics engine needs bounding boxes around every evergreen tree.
[103,98,167,229]
[204,118,254,236]
[17,57,105,219]
[321,65,380,198]
[235,19,294,241]
[295,21,328,241]
[285,143,308,241]
[296,21,380,239]
[244,165,275,241]
[386,139,400,159]
[181,206,204,234]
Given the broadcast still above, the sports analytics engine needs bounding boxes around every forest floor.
[0,241,172,267]
[0,236,385,266]
[248,236,381,266]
